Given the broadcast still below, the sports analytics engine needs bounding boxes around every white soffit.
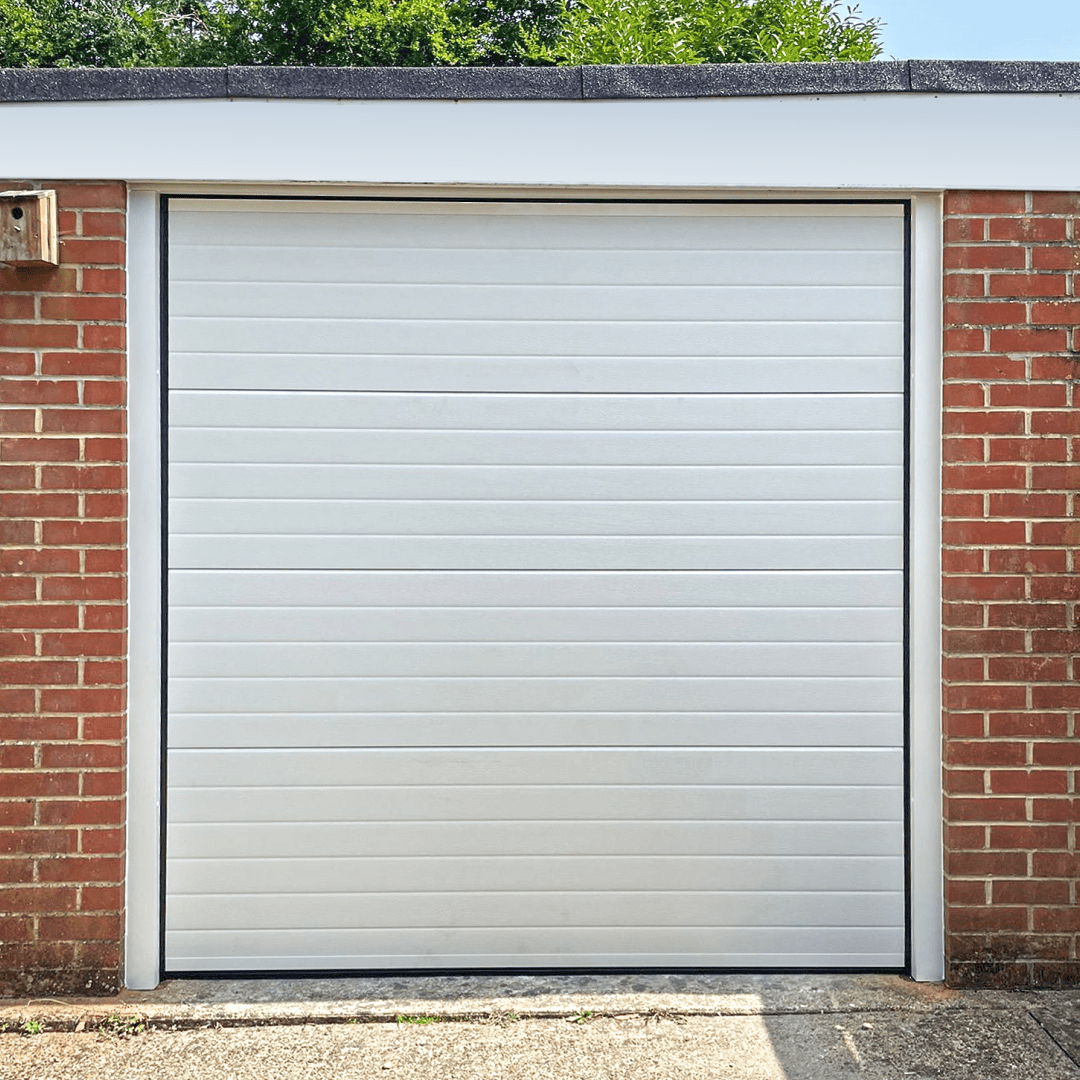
[2,94,1078,189]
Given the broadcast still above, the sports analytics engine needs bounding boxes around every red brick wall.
[942,191,1080,988]
[0,182,127,996]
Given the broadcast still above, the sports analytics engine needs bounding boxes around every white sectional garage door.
[165,198,907,972]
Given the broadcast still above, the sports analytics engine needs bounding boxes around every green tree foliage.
[0,0,883,68]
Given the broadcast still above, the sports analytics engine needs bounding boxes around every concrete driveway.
[2,974,1078,1079]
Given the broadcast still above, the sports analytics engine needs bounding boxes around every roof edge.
[1,60,1080,103]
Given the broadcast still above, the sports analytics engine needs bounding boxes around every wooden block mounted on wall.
[0,189,59,267]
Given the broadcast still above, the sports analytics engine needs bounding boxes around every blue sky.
[862,0,1080,60]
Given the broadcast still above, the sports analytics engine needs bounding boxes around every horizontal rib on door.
[165,198,907,973]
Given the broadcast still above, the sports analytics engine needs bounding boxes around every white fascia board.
[3,93,1080,190]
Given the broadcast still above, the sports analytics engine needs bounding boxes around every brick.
[1030,577,1080,599]
[39,296,125,322]
[1031,356,1080,380]
[944,354,1026,380]
[943,520,1027,546]
[944,273,986,298]
[990,825,1069,848]
[0,660,78,685]
[84,437,125,462]
[82,381,125,406]
[38,800,124,826]
[0,352,35,375]
[40,688,124,713]
[0,295,36,319]
[82,325,125,350]
[0,549,80,573]
[0,491,79,517]
[0,742,34,766]
[81,212,125,237]
[37,915,122,940]
[942,549,985,574]
[946,879,987,904]
[36,857,123,884]
[943,411,1025,436]
[943,384,986,408]
[1032,411,1080,435]
[945,768,985,793]
[41,520,125,545]
[989,770,1069,795]
[942,576,1025,601]
[988,549,1068,574]
[989,438,1067,462]
[944,685,1028,711]
[1032,743,1080,766]
[1033,908,1080,933]
[0,436,80,461]
[79,885,123,910]
[1031,521,1080,546]
[947,797,1028,822]
[942,438,986,463]
[0,716,77,740]
[0,887,78,914]
[944,656,985,681]
[41,408,124,434]
[1032,300,1080,325]
[990,327,1069,352]
[987,604,1067,628]
[942,493,985,517]
[0,828,77,854]
[988,217,1068,243]
[83,660,125,684]
[945,192,1027,214]
[944,218,986,243]
[948,851,1029,878]
[986,657,1068,684]
[0,578,35,601]
[945,246,1027,271]
[1032,246,1080,270]
[0,323,78,349]
[39,744,123,769]
[80,268,126,293]
[84,549,125,573]
[0,520,35,544]
[948,741,1027,768]
[1031,685,1080,710]
[58,238,124,265]
[947,906,1027,933]
[1032,799,1076,822]
[41,351,124,377]
[82,715,124,741]
[990,492,1069,517]
[945,712,985,738]
[40,464,124,490]
[989,383,1068,408]
[945,301,1026,326]
[80,829,124,854]
[993,879,1071,905]
[41,578,125,602]
[0,379,80,405]
[988,712,1069,738]
[989,273,1068,298]
[943,603,986,628]
[81,771,124,797]
[1032,852,1080,878]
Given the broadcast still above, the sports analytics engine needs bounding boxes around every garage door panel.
[171,534,902,571]
[172,200,902,248]
[170,675,902,715]
[166,199,907,972]
[171,603,901,643]
[171,463,902,503]
[171,641,901,679]
[169,712,903,749]
[170,390,902,429]
[172,352,903,394]
[170,854,904,895]
[170,498,901,538]
[171,427,905,467]
[173,281,903,323]
[168,783,903,823]
[168,820,903,860]
[170,570,903,608]
[168,748,902,789]
[164,929,906,972]
[167,891,905,932]
[171,244,904,289]
[172,316,901,360]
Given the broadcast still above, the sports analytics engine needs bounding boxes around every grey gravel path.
[1,976,1078,1080]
